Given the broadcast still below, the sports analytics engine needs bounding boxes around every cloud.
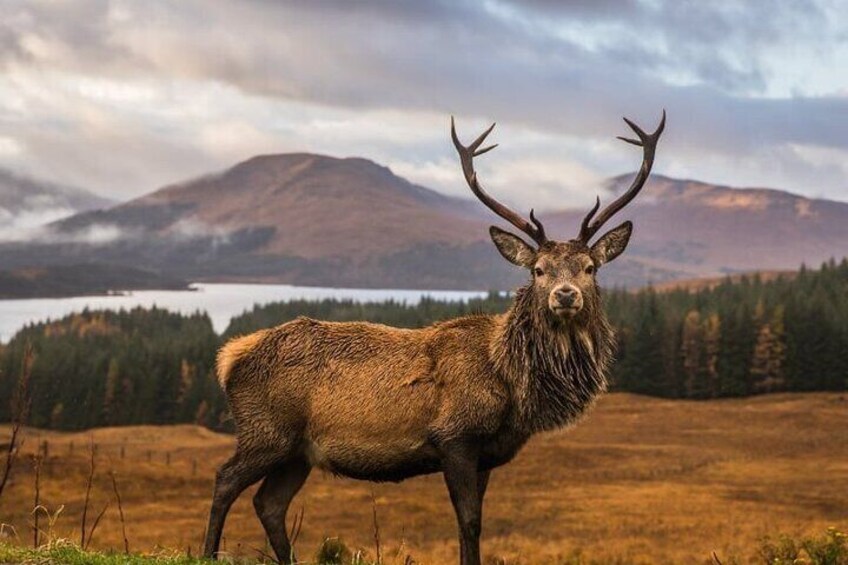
[0,0,846,207]
[0,213,231,247]
[0,205,76,241]
[0,210,122,243]
[168,218,232,247]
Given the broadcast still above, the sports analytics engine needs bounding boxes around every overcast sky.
[1,0,847,209]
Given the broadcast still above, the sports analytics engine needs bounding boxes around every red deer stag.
[202,111,665,565]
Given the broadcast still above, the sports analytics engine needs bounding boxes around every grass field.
[0,393,846,564]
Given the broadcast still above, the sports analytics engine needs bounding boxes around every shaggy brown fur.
[216,330,268,387]
[201,232,624,564]
[202,113,663,565]
[224,279,613,477]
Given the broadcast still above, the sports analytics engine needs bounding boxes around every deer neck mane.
[491,284,615,433]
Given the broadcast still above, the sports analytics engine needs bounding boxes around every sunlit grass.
[0,539,393,565]
[0,540,216,564]
[0,394,846,564]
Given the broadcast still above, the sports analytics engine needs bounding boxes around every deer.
[202,110,665,565]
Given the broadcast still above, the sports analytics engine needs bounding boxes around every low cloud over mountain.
[0,169,112,242]
[1,154,845,290]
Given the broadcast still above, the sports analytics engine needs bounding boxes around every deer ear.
[590,221,632,266]
[489,226,536,269]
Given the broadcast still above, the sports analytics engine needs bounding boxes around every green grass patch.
[0,539,383,565]
[1,528,846,564]
[755,527,848,565]
[0,541,216,565]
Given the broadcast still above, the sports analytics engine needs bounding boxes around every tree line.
[0,307,225,430]
[606,259,848,398]
[1,259,845,430]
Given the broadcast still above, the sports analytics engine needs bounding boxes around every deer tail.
[216,330,267,389]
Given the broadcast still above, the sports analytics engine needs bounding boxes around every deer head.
[451,111,665,323]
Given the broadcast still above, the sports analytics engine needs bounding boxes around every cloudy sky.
[1,0,847,209]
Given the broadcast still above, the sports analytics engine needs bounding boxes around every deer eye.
[534,267,544,277]
[585,264,595,275]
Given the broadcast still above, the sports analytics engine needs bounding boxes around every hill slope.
[0,156,846,290]
[544,174,848,281]
[57,153,486,259]
[1,154,527,289]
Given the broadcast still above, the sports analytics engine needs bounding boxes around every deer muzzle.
[550,284,583,317]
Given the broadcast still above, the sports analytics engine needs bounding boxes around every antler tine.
[578,110,665,243]
[451,117,547,246]
[578,196,600,240]
[529,209,547,243]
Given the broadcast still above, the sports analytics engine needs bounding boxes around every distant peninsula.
[0,263,191,299]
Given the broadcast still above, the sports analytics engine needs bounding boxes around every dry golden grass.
[0,393,846,564]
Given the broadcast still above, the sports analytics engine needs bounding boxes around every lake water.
[0,283,487,343]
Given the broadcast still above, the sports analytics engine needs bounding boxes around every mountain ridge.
[1,153,845,290]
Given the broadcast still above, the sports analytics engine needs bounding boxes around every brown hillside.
[547,174,848,282]
[124,153,485,260]
[7,157,847,289]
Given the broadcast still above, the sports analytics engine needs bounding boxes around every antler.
[577,110,666,243]
[451,117,547,246]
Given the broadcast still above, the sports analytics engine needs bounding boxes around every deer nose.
[554,287,579,306]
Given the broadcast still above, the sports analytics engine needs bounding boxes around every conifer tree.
[681,310,703,397]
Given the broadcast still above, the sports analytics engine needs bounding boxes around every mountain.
[57,153,485,259]
[0,154,524,289]
[0,155,846,291]
[543,174,848,282]
[0,169,113,239]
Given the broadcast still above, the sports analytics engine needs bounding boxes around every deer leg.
[477,469,491,501]
[253,457,311,564]
[203,449,276,559]
[442,445,484,565]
